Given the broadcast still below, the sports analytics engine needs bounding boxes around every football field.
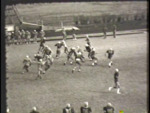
[6,32,148,113]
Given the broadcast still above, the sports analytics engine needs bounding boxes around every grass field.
[6,32,148,113]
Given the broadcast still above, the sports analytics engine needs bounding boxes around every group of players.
[6,29,46,45]
[22,26,121,94]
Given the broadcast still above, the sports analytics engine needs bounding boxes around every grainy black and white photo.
[5,1,148,113]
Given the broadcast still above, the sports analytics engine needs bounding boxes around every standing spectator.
[17,30,22,44]
[39,30,45,39]
[62,28,67,40]
[63,103,75,113]
[26,30,31,44]
[72,29,77,40]
[33,30,38,43]
[6,32,11,46]
[30,106,40,113]
[108,68,121,94]
[11,31,15,44]
[103,26,107,39]
[21,29,26,44]
[103,103,115,113]
[112,25,117,38]
[80,102,92,113]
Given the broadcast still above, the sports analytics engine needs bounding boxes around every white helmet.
[85,44,89,47]
[107,102,112,107]
[71,47,76,50]
[115,68,119,72]
[92,48,96,51]
[78,52,82,55]
[66,103,71,108]
[84,102,89,107]
[32,106,37,111]
[39,59,42,62]
[110,48,113,50]
[77,46,80,49]
[86,35,89,38]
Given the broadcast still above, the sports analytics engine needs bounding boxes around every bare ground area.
[6,32,148,113]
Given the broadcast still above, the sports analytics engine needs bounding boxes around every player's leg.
[56,49,60,58]
[72,60,78,73]
[77,61,81,72]
[116,82,121,94]
[108,56,113,68]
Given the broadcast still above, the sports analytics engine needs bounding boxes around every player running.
[84,44,92,60]
[42,45,54,71]
[105,48,114,68]
[62,40,69,55]
[22,55,32,73]
[85,35,91,46]
[38,37,46,52]
[108,68,121,94]
[90,47,98,66]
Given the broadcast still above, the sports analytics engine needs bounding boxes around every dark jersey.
[103,106,114,113]
[63,107,75,113]
[91,50,95,57]
[43,48,52,55]
[114,71,119,82]
[30,110,39,113]
[80,107,92,113]
[103,27,107,33]
[68,50,74,57]
[34,54,43,61]
[23,58,31,66]
[85,46,91,52]
[106,50,114,59]
[55,43,63,49]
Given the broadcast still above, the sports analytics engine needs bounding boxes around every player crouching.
[22,55,32,73]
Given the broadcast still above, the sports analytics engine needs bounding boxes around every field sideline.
[6,32,148,113]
